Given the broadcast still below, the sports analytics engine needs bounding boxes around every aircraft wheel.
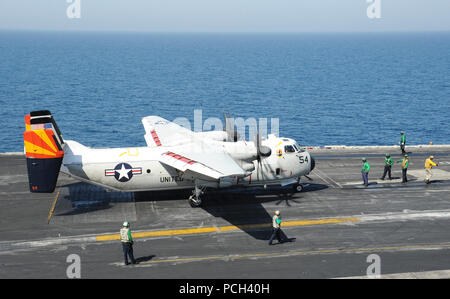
[293,184,303,192]
[189,195,202,208]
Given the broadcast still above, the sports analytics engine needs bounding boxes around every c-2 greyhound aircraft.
[23,110,315,207]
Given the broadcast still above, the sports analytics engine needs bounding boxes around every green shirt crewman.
[362,161,371,173]
[120,221,136,265]
[269,211,287,245]
[380,153,393,180]
[400,132,406,154]
[361,158,370,186]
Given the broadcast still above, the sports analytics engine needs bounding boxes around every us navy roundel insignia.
[105,163,142,182]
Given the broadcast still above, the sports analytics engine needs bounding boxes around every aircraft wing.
[143,116,247,180]
[142,116,195,147]
[158,144,248,180]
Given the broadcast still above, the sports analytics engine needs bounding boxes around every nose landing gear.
[292,176,311,193]
[292,183,303,192]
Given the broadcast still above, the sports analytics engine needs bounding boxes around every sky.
[0,0,449,32]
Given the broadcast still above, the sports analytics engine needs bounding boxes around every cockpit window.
[294,143,305,152]
[284,145,296,153]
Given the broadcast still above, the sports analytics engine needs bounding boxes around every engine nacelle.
[194,131,228,142]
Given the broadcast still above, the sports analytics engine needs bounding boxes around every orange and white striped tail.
[23,111,64,193]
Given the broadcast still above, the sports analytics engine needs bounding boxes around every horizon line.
[1,29,450,34]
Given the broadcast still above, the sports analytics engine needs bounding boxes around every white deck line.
[335,269,450,279]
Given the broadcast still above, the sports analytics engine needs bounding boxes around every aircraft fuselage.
[61,136,313,192]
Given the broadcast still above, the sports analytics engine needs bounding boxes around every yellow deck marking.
[96,217,359,242]
[282,217,359,227]
[119,152,127,157]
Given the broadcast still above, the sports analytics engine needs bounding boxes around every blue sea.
[1,31,449,153]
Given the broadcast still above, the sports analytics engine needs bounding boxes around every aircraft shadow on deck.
[54,182,133,216]
[197,183,329,240]
[199,183,328,240]
[54,181,328,240]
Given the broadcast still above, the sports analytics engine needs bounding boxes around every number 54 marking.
[299,156,309,163]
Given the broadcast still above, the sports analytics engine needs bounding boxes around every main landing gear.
[189,184,205,208]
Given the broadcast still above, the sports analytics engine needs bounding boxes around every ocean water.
[1,31,449,153]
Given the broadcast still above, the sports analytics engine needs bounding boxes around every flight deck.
[1,145,450,278]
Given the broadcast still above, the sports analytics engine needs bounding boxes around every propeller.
[254,123,271,188]
[223,111,240,142]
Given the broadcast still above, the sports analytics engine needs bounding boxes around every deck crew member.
[400,132,406,155]
[361,158,370,187]
[380,153,393,180]
[397,154,409,183]
[268,211,285,245]
[120,221,136,265]
[425,155,438,184]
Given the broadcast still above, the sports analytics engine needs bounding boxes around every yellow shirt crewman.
[425,156,438,184]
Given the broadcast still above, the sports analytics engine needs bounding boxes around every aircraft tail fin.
[23,110,65,193]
